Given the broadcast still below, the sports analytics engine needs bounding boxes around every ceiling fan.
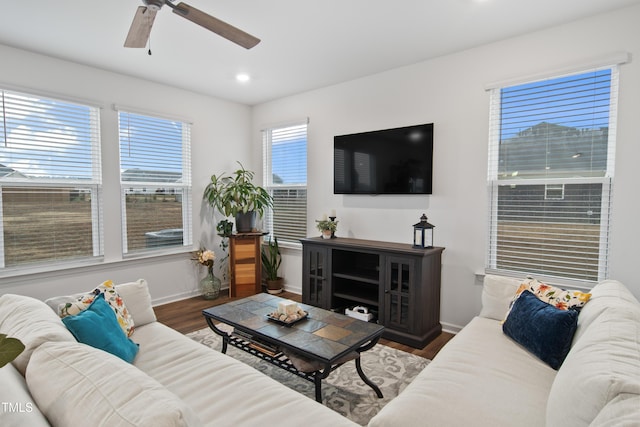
[124,0,260,49]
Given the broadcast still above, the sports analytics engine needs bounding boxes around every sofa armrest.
[478,275,521,320]
[0,363,50,427]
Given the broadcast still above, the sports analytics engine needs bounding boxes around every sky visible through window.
[270,124,307,185]
[500,69,611,140]
[0,90,96,180]
[118,112,183,174]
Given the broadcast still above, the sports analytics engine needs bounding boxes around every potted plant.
[316,218,338,239]
[204,162,273,233]
[0,334,24,368]
[261,236,283,294]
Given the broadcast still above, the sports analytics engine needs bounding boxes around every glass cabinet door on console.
[384,256,414,333]
[302,245,330,309]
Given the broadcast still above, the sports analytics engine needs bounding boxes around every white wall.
[2,5,639,328]
[252,4,640,331]
[0,44,253,304]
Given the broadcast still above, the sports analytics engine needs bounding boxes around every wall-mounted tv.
[334,123,433,195]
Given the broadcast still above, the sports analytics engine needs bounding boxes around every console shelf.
[332,272,379,284]
[301,237,444,348]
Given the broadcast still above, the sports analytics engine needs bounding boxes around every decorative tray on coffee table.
[266,311,308,326]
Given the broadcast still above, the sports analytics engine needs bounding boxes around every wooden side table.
[229,232,265,298]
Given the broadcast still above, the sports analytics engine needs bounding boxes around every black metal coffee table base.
[206,316,383,402]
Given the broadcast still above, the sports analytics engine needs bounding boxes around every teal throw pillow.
[503,290,578,370]
[62,293,139,363]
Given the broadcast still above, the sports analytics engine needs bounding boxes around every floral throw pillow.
[502,276,591,324]
[514,277,591,310]
[59,280,135,337]
[503,276,592,323]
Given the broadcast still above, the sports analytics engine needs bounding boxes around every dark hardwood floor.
[154,291,455,360]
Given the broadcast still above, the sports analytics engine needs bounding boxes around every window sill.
[0,248,192,287]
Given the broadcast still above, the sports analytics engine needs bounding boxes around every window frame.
[486,66,619,285]
[117,108,192,255]
[0,88,103,273]
[262,119,309,247]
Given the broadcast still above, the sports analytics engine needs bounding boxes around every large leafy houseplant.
[203,162,273,232]
[261,236,283,294]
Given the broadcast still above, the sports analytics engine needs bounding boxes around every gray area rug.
[187,327,429,426]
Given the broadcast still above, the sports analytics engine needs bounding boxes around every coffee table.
[203,293,384,403]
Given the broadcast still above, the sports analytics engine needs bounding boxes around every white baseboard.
[284,284,302,295]
[441,321,462,334]
[152,286,230,306]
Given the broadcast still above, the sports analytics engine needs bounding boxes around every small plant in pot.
[203,162,273,233]
[261,236,283,294]
[316,218,338,239]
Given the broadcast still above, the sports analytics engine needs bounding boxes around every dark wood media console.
[301,237,445,348]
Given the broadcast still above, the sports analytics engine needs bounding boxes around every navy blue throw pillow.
[503,290,578,370]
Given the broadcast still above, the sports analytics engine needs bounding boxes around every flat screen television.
[334,123,433,195]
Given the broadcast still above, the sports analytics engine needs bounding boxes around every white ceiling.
[1,0,639,105]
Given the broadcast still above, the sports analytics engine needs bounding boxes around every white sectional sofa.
[0,280,358,427]
[2,275,639,426]
[369,275,640,427]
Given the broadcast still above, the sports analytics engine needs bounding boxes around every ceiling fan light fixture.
[143,0,164,11]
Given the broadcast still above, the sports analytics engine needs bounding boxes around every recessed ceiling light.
[236,73,251,83]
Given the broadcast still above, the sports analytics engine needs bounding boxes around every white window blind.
[118,110,192,254]
[0,89,102,270]
[263,121,308,244]
[487,67,618,283]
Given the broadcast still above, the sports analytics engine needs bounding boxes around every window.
[0,89,102,270]
[487,67,618,283]
[544,184,565,200]
[118,110,192,253]
[263,121,308,244]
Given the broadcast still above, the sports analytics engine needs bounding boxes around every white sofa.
[3,276,639,427]
[0,280,358,427]
[369,275,640,427]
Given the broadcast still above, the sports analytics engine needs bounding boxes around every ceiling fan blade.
[124,6,158,48]
[171,2,260,49]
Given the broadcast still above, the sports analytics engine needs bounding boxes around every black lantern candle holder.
[413,213,434,249]
[329,215,337,238]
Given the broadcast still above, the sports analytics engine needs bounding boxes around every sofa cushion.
[589,393,640,427]
[45,278,156,329]
[546,281,640,426]
[572,279,639,344]
[479,274,521,320]
[57,279,135,337]
[503,290,578,370]
[115,279,157,327]
[0,294,75,375]
[369,316,557,427]
[26,341,202,427]
[62,293,139,363]
[0,363,50,427]
[131,321,359,427]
